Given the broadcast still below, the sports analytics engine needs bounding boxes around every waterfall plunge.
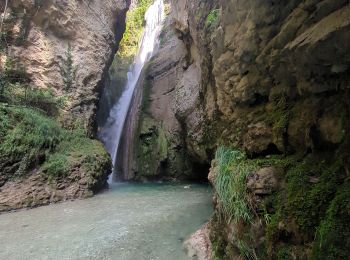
[98,0,165,182]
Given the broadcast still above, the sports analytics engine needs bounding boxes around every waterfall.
[98,0,165,182]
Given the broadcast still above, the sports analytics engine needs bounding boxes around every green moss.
[0,103,110,186]
[0,106,62,179]
[41,128,110,181]
[285,154,344,234]
[210,212,232,260]
[264,150,348,258]
[111,0,154,83]
[214,147,302,223]
[276,246,293,260]
[41,153,69,179]
[213,147,296,259]
[263,95,291,151]
[134,116,168,179]
[213,145,350,258]
[311,183,350,259]
[206,9,219,27]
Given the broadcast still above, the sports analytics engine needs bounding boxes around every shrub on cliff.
[1,58,63,116]
[206,9,219,27]
[59,43,77,91]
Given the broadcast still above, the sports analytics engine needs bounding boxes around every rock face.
[0,143,111,213]
[132,0,349,177]
[0,0,129,211]
[130,0,350,258]
[124,2,216,181]
[130,0,350,164]
[4,0,129,133]
[184,223,212,260]
[129,21,194,181]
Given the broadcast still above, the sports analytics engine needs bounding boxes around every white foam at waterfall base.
[98,0,165,182]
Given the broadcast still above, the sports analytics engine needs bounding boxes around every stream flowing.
[0,2,214,259]
[0,183,212,260]
[98,0,164,182]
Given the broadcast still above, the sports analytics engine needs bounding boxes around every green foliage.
[3,84,63,115]
[312,183,350,259]
[213,147,297,259]
[118,0,153,59]
[0,57,29,96]
[214,146,255,223]
[276,246,293,260]
[1,58,63,116]
[2,57,30,83]
[214,147,298,223]
[206,9,219,27]
[266,95,290,134]
[0,106,62,178]
[284,155,344,233]
[41,129,110,181]
[0,104,110,182]
[213,145,349,259]
[41,153,69,179]
[264,150,348,258]
[59,43,77,91]
[111,0,153,82]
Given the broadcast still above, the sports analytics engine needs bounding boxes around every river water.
[0,183,213,260]
[0,1,213,259]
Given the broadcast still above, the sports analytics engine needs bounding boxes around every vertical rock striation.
[3,0,129,134]
[130,0,350,258]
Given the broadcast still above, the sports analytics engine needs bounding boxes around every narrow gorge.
[1,0,350,259]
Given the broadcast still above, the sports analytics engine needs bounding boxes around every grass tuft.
[214,147,256,223]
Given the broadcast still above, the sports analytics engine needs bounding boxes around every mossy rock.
[311,183,350,260]
[0,104,111,192]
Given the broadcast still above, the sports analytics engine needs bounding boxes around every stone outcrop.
[0,0,129,211]
[3,0,129,133]
[130,0,350,258]
[0,143,110,213]
[184,223,212,260]
[130,0,350,165]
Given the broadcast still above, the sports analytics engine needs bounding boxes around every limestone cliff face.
[132,0,350,258]
[126,1,217,181]
[0,0,129,211]
[4,0,129,133]
[167,0,350,159]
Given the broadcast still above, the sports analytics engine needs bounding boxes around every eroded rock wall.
[3,0,129,133]
[0,0,129,211]
[132,0,350,258]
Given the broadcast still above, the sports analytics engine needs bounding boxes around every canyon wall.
[0,0,129,211]
[132,0,350,258]
[2,0,129,133]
